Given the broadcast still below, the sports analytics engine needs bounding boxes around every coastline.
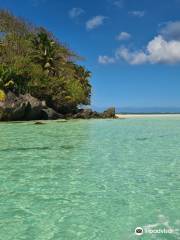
[116,113,180,119]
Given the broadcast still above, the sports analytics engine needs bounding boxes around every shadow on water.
[60,145,75,150]
[136,133,178,141]
[0,145,75,152]
[136,137,149,141]
[0,146,52,152]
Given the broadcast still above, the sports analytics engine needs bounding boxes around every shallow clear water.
[0,118,180,240]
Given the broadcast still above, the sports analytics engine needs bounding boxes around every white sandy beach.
[116,114,180,119]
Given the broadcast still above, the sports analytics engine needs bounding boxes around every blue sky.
[1,0,180,109]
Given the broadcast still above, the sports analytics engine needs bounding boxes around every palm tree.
[73,64,92,105]
[32,31,57,75]
[32,30,78,77]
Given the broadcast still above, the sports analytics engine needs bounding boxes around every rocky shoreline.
[0,92,116,121]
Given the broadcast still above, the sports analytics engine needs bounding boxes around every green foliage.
[32,31,56,75]
[0,89,6,101]
[0,10,91,112]
[0,64,30,94]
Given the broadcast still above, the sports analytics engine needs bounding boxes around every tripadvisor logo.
[135,227,144,236]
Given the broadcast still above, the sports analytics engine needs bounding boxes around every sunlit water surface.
[0,118,180,240]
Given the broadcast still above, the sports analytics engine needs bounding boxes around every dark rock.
[80,109,93,119]
[0,92,65,121]
[64,113,74,119]
[34,121,46,125]
[0,92,43,121]
[71,108,116,119]
[23,94,44,120]
[102,107,116,118]
[73,109,93,119]
[0,92,29,121]
[71,107,116,119]
[0,92,116,121]
[41,108,64,120]
[91,111,99,118]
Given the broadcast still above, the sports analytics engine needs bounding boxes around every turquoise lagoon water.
[0,118,180,240]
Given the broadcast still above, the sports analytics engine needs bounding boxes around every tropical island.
[0,10,115,121]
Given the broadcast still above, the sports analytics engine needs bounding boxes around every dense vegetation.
[0,10,91,113]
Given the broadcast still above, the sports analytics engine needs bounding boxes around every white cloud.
[129,11,145,17]
[98,55,115,64]
[69,8,85,19]
[116,47,147,64]
[116,35,180,64]
[107,0,124,8]
[113,0,124,8]
[160,21,180,40]
[86,16,107,30]
[116,32,131,41]
[98,20,180,66]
